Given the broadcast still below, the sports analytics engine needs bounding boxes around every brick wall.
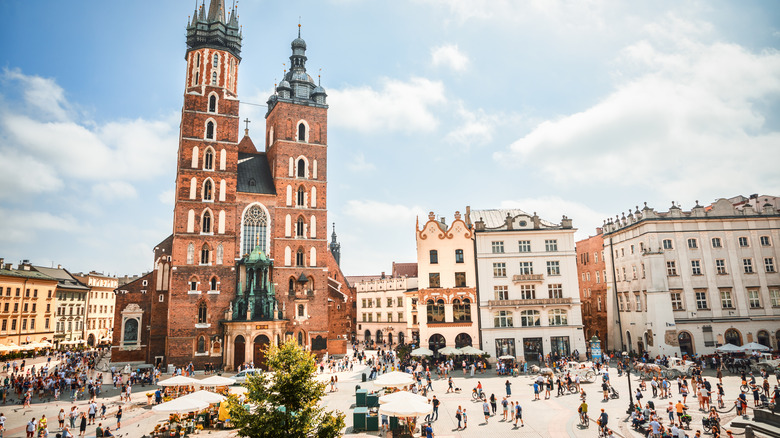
[575,230,609,350]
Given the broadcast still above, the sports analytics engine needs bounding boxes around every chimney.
[475,217,485,231]
[21,260,31,270]
[439,217,446,226]
[505,213,513,230]
[4,264,10,270]
[0,258,4,268]
[561,215,573,229]
[57,264,62,269]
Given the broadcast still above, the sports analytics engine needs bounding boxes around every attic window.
[248,178,256,187]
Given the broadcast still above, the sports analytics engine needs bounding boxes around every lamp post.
[624,353,635,414]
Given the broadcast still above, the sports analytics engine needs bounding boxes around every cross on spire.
[244,118,251,135]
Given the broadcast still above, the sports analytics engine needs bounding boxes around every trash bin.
[362,373,367,382]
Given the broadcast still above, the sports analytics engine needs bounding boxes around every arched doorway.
[724,328,742,346]
[364,329,371,342]
[455,333,472,348]
[637,341,644,354]
[678,331,694,356]
[387,332,393,345]
[87,334,95,347]
[398,332,405,345]
[253,335,270,370]
[376,330,383,344]
[757,330,770,348]
[428,333,445,355]
[234,335,245,369]
[626,331,632,353]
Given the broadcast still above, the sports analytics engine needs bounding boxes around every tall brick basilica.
[111,0,355,370]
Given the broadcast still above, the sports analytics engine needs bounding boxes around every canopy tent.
[498,355,516,360]
[378,399,432,417]
[740,342,770,352]
[199,375,236,386]
[458,346,486,355]
[181,390,227,404]
[715,343,742,353]
[158,376,200,387]
[228,386,248,396]
[373,371,415,388]
[437,346,461,356]
[379,390,429,405]
[410,347,433,357]
[152,397,209,413]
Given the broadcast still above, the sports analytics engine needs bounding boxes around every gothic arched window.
[298,304,304,317]
[241,205,268,255]
[296,217,305,237]
[211,71,217,85]
[297,159,306,177]
[206,121,215,140]
[213,53,219,68]
[297,186,305,206]
[296,249,304,266]
[203,179,213,200]
[198,302,207,324]
[200,245,210,265]
[208,95,217,113]
[210,277,218,291]
[197,336,206,353]
[202,211,212,233]
[187,243,194,265]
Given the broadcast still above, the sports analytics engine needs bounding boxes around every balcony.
[511,274,544,283]
[488,297,572,307]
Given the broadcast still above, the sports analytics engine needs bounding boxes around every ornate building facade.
[111,0,354,370]
[575,229,608,350]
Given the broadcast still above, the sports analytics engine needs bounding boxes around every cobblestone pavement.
[3,351,775,438]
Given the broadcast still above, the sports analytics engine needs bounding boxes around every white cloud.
[91,181,138,201]
[343,200,425,225]
[431,44,469,71]
[158,188,175,205]
[0,150,63,198]
[495,25,780,201]
[3,68,71,122]
[0,209,79,243]
[328,77,446,133]
[346,152,376,173]
[445,103,515,147]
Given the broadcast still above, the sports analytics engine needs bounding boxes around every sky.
[1,0,779,277]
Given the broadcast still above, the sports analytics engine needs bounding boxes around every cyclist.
[578,400,588,426]
[597,408,608,436]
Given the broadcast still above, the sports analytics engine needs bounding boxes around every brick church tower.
[167,0,242,364]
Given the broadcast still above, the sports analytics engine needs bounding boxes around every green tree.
[228,339,345,438]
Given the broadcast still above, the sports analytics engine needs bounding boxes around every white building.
[73,272,117,347]
[355,275,417,347]
[469,209,587,363]
[415,211,479,353]
[603,197,780,357]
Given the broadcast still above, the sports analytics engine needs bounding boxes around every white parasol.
[378,399,432,417]
[458,346,486,355]
[410,347,433,357]
[374,371,415,388]
[715,343,742,353]
[199,375,236,386]
[158,375,200,387]
[498,355,515,360]
[437,346,461,356]
[181,390,227,404]
[152,397,209,413]
[740,342,770,352]
[379,390,429,405]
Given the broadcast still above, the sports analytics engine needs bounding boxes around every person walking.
[462,408,468,429]
[78,412,87,437]
[431,396,440,420]
[455,406,463,430]
[505,380,512,396]
[115,406,122,430]
[58,409,65,430]
[483,400,490,423]
[26,418,36,438]
[514,402,524,427]
[502,397,509,420]
[489,393,497,414]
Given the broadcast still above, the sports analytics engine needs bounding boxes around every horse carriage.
[632,362,665,380]
[662,357,696,379]
[561,361,598,383]
[750,353,780,374]
[724,356,754,374]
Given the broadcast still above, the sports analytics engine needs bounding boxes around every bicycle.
[597,421,608,437]
[740,384,763,395]
[578,412,589,428]
[471,388,486,401]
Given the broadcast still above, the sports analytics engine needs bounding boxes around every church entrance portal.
[254,335,270,370]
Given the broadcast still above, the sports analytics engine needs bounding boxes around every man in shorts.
[514,402,524,427]
[483,401,490,423]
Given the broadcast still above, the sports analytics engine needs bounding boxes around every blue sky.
[1,0,779,277]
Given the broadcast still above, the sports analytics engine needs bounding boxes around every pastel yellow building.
[73,272,117,347]
[0,260,58,347]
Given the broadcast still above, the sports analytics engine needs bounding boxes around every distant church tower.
[330,223,341,265]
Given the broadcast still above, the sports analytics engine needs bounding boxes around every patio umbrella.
[158,376,200,387]
[181,390,227,404]
[374,371,415,388]
[715,343,742,353]
[199,375,236,386]
[740,342,770,352]
[458,346,486,355]
[228,386,248,396]
[378,399,432,417]
[379,390,429,405]
[152,397,209,413]
[437,346,461,356]
[498,355,515,360]
[410,347,433,357]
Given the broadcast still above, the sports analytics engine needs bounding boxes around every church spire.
[186,0,242,60]
[329,223,341,266]
[207,0,226,23]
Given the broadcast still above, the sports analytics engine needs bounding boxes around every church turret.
[186,0,242,60]
[330,223,341,266]
[267,25,326,114]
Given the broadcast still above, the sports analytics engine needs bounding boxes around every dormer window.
[248,178,256,187]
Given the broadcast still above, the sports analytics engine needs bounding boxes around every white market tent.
[410,347,433,357]
[373,371,415,388]
[740,342,770,352]
[181,390,227,404]
[458,346,486,355]
[152,397,209,413]
[158,376,200,387]
[379,390,429,405]
[437,346,461,356]
[378,399,432,417]
[715,343,742,353]
[199,375,236,386]
[498,355,515,360]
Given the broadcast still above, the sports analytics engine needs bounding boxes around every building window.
[494,285,508,300]
[631,266,637,279]
[200,245,210,264]
[241,204,268,255]
[517,262,533,275]
[398,312,403,322]
[493,262,506,278]
[204,149,214,170]
[361,299,366,308]
[208,95,217,113]
[634,294,642,311]
[687,238,698,249]
[387,298,393,308]
[518,240,531,252]
[202,210,212,233]
[492,241,505,253]
[297,158,306,177]
[198,302,207,324]
[663,239,673,250]
[211,71,217,85]
[387,313,392,322]
[428,273,440,288]
[455,249,464,263]
[298,304,305,317]
[545,239,558,252]
[376,298,381,308]
[429,250,438,264]
[453,298,471,322]
[197,336,206,353]
[743,258,754,274]
[548,309,568,325]
[720,290,733,309]
[297,186,305,206]
[738,236,749,247]
[716,259,727,274]
[597,296,602,311]
[454,272,467,287]
[630,245,635,254]
[494,310,513,328]
[760,235,772,246]
[548,284,563,299]
[206,121,215,139]
[210,277,218,291]
[520,310,540,327]
[666,261,677,276]
[426,299,445,323]
[765,257,776,273]
[298,123,306,142]
[296,217,305,237]
[770,289,780,307]
[296,249,304,266]
[546,261,560,276]
[691,260,702,275]
[520,284,535,300]
[595,271,600,283]
[695,291,708,310]
[748,289,761,308]
[712,237,722,248]
[397,297,403,307]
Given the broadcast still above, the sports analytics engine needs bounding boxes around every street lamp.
[623,352,634,414]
